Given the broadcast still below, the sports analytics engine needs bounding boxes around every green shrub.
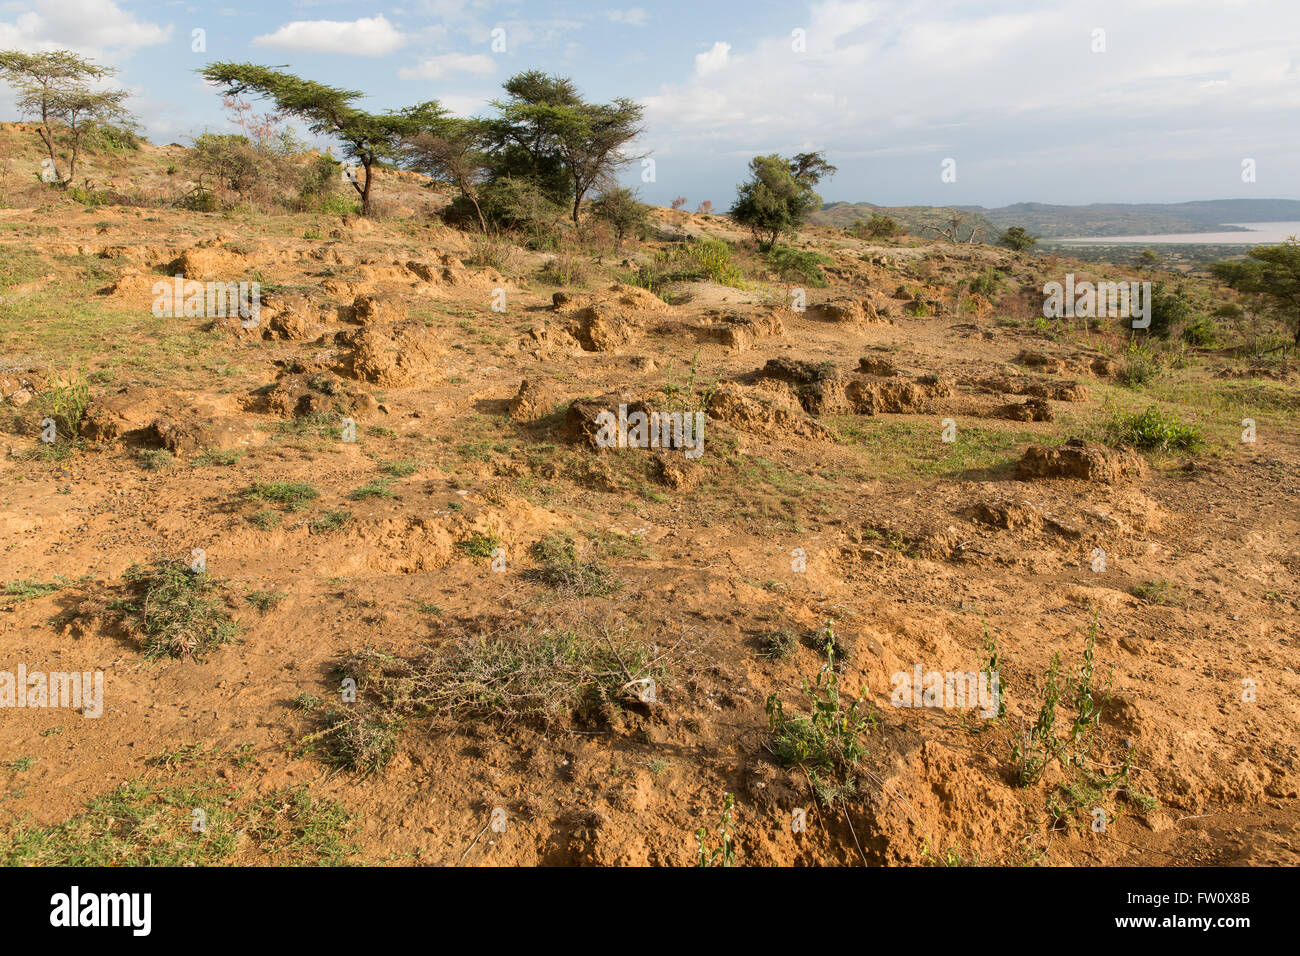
[467,176,564,247]
[177,188,221,213]
[1181,315,1218,347]
[117,560,237,661]
[1147,282,1193,338]
[82,121,141,154]
[297,154,344,211]
[136,449,175,471]
[966,268,1003,298]
[695,793,736,867]
[526,533,619,596]
[765,624,876,805]
[1011,618,1111,786]
[848,212,903,240]
[37,372,90,439]
[1117,344,1159,387]
[457,530,502,559]
[309,510,351,534]
[1131,579,1185,606]
[757,628,797,660]
[1105,406,1203,451]
[646,238,744,288]
[536,246,590,286]
[764,246,832,287]
[590,186,652,240]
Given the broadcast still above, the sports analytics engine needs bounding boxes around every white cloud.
[253,15,407,56]
[0,0,170,58]
[694,41,730,74]
[437,90,496,117]
[643,0,1300,202]
[397,52,496,81]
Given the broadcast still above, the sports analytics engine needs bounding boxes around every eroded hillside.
[2,134,1298,866]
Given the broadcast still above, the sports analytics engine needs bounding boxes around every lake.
[1060,221,1300,245]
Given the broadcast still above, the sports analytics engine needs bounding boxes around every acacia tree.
[555,94,644,226]
[197,63,445,215]
[998,225,1038,251]
[1211,240,1300,346]
[590,186,651,241]
[0,50,135,186]
[485,70,644,226]
[482,71,579,207]
[729,151,835,250]
[403,118,491,231]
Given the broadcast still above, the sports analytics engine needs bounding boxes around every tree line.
[2,49,1297,344]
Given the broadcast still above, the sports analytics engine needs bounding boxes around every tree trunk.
[460,177,487,232]
[36,118,61,186]
[572,192,583,227]
[66,122,79,185]
[360,160,372,217]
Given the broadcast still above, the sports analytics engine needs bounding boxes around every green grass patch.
[115,560,237,661]
[457,530,502,559]
[0,775,353,866]
[193,448,246,467]
[309,510,351,534]
[380,459,421,477]
[2,578,66,606]
[242,481,320,511]
[1130,579,1186,606]
[348,478,395,500]
[1105,406,1203,452]
[525,533,620,596]
[136,448,175,471]
[245,590,287,612]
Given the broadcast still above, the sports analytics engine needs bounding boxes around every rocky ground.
[1,135,1297,866]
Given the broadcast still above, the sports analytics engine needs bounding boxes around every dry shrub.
[537,242,591,287]
[465,231,527,275]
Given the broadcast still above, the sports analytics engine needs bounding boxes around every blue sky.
[3,0,1298,208]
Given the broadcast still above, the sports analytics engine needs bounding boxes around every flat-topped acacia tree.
[0,49,135,186]
[197,62,445,216]
[484,70,644,226]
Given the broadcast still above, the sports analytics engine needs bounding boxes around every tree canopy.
[998,226,1038,251]
[1211,240,1300,346]
[484,70,643,225]
[197,62,447,215]
[729,151,836,250]
[0,50,135,186]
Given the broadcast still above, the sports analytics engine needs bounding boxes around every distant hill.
[815,203,999,241]
[815,198,1300,239]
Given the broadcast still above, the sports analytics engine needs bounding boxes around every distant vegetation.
[998,226,1039,251]
[818,198,1300,240]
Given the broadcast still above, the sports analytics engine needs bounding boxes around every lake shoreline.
[1053,221,1300,245]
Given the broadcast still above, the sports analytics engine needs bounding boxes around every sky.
[1,0,1298,209]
